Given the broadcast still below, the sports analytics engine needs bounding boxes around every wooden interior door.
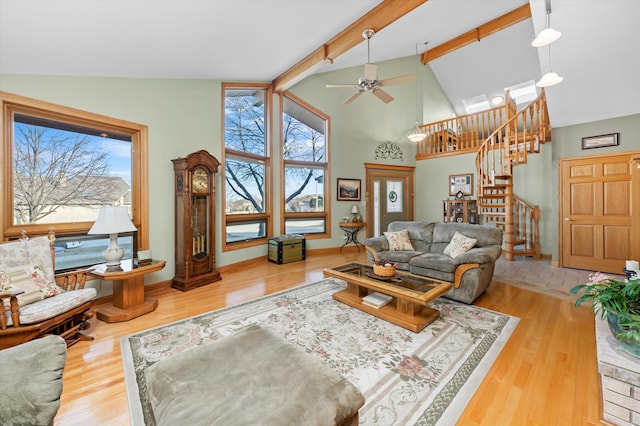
[365,164,414,237]
[559,152,639,273]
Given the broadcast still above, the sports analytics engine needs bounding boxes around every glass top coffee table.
[323,263,452,332]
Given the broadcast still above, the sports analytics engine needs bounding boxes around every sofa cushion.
[0,335,67,426]
[388,221,435,252]
[410,252,457,274]
[444,232,477,258]
[5,288,96,326]
[384,229,414,251]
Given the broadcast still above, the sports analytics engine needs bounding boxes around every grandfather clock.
[172,150,221,291]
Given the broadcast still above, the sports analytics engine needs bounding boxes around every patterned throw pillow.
[383,229,415,251]
[444,231,477,258]
[0,264,64,309]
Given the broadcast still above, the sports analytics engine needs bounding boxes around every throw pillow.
[444,231,477,258]
[383,229,414,251]
[0,264,64,309]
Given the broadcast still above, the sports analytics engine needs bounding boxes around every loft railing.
[415,105,508,159]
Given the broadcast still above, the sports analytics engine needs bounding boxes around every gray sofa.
[363,221,503,304]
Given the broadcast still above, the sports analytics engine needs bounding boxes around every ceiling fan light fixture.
[532,27,562,47]
[536,71,563,88]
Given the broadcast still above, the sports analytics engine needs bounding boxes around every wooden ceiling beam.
[272,0,428,92]
[421,3,531,63]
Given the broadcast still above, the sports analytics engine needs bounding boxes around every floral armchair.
[0,229,96,349]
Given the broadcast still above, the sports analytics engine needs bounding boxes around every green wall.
[3,60,636,291]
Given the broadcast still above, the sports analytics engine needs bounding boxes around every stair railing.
[513,195,541,259]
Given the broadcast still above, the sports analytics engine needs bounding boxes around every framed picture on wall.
[337,178,361,201]
[581,133,619,149]
[449,174,473,196]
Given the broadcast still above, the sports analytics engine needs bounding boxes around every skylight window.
[506,80,537,105]
[462,94,490,114]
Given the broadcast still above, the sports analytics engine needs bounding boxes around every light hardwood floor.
[54,250,604,425]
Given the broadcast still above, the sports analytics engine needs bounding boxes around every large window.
[282,92,330,237]
[1,92,149,271]
[222,84,272,249]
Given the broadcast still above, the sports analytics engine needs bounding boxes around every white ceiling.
[1,0,639,128]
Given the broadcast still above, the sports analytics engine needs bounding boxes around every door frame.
[364,163,415,238]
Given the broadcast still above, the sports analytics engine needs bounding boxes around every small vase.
[607,313,640,359]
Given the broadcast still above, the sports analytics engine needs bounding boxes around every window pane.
[284,167,324,212]
[13,115,132,225]
[225,157,265,214]
[54,233,134,272]
[226,221,267,243]
[224,89,266,156]
[282,102,325,162]
[285,219,325,234]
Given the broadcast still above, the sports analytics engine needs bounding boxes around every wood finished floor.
[54,250,604,425]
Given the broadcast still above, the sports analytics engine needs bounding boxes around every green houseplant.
[571,272,640,357]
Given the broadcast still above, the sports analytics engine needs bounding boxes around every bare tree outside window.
[13,122,131,225]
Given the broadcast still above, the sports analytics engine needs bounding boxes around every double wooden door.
[559,151,640,273]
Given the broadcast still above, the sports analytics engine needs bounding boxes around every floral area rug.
[121,278,518,425]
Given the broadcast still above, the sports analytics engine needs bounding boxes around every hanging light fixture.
[407,43,427,142]
[534,0,563,88]
[531,4,561,47]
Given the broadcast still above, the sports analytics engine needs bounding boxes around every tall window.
[222,84,272,248]
[282,92,330,236]
[1,92,149,270]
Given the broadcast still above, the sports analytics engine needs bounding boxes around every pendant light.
[531,2,561,47]
[407,43,427,142]
[534,0,563,88]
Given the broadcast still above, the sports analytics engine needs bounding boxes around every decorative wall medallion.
[374,141,403,161]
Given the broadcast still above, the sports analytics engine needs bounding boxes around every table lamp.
[88,206,137,268]
[351,204,359,222]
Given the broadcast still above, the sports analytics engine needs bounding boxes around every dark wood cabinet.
[172,150,221,291]
[443,199,478,224]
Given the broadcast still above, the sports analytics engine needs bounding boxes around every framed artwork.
[581,133,619,149]
[449,174,473,196]
[337,178,361,201]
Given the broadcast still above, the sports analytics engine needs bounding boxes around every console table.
[339,222,366,252]
[90,259,166,323]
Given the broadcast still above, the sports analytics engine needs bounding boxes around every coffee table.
[323,263,452,332]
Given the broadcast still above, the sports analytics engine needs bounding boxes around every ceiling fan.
[326,29,416,105]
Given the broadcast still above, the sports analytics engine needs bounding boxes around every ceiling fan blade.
[343,91,364,105]
[326,83,358,89]
[364,63,377,81]
[372,88,394,104]
[379,74,416,87]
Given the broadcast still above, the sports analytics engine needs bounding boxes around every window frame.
[281,91,331,239]
[221,83,273,251]
[1,91,149,250]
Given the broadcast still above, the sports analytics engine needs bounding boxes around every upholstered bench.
[145,324,365,426]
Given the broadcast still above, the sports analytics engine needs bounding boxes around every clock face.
[192,168,209,193]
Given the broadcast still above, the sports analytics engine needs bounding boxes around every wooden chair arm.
[0,291,23,330]
[364,245,379,262]
[453,263,480,288]
[55,269,91,291]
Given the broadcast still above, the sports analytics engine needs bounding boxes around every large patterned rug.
[121,278,518,425]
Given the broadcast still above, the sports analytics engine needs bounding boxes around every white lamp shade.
[536,71,563,88]
[351,205,359,214]
[531,27,562,47]
[88,206,137,235]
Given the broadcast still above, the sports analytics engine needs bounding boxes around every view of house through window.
[12,114,134,270]
[223,85,271,246]
[282,93,329,235]
[2,92,147,272]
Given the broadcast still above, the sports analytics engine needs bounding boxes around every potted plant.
[571,272,640,358]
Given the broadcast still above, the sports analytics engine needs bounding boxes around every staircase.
[475,89,551,260]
